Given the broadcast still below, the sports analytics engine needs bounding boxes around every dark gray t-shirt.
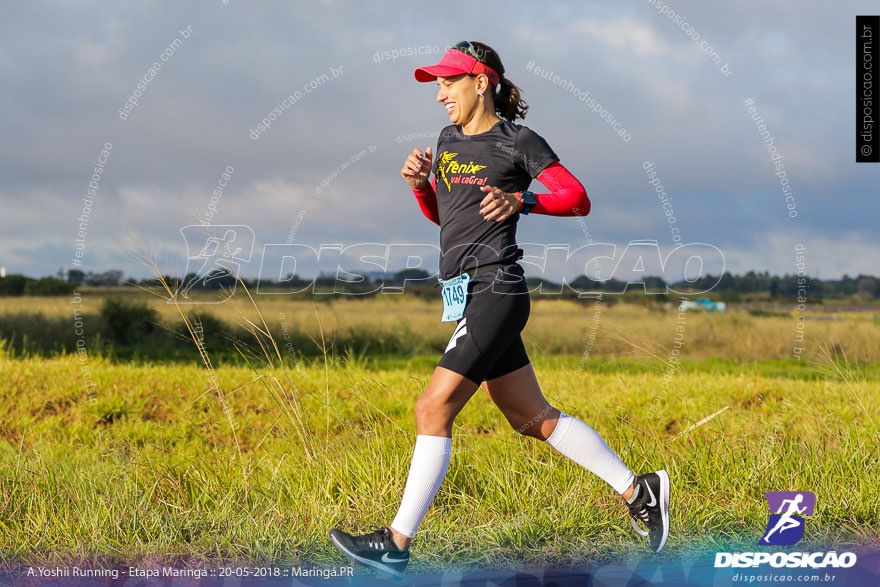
[433,120,558,281]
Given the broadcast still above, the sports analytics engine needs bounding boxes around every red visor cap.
[414,49,500,86]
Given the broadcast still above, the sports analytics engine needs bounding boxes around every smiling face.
[436,74,483,126]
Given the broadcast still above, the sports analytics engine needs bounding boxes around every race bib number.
[440,272,471,322]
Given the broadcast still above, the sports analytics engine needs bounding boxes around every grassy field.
[1,293,879,573]
[1,350,878,572]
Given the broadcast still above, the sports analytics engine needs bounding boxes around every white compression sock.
[544,412,635,495]
[390,435,453,539]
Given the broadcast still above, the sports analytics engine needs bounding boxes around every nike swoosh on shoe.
[645,481,658,507]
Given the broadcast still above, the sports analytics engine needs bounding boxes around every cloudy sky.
[1,0,877,283]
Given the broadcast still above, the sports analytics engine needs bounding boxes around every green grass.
[358,355,880,381]
[1,353,878,572]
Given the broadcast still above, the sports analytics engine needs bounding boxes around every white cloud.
[568,18,689,59]
[722,232,880,279]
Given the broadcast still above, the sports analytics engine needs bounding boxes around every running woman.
[330,41,670,578]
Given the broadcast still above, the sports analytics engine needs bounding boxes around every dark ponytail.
[469,41,529,122]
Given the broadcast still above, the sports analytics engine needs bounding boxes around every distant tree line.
[0,269,126,296]
[1,268,877,301]
[670,271,878,301]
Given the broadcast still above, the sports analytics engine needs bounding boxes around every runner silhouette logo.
[759,491,815,546]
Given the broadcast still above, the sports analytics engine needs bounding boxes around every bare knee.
[414,393,455,436]
[414,394,432,427]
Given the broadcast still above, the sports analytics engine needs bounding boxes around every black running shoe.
[329,527,410,578]
[627,470,671,552]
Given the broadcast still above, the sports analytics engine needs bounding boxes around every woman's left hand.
[478,185,522,222]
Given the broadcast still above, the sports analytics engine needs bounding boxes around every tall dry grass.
[2,294,879,362]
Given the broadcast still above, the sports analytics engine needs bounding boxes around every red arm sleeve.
[412,176,440,226]
[530,161,590,216]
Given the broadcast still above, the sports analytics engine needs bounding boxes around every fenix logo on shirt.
[437,151,487,189]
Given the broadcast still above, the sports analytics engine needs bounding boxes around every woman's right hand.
[401,147,432,189]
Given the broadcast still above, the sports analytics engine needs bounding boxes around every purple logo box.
[765,491,816,516]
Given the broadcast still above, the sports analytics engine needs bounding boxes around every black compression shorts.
[437,262,531,384]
